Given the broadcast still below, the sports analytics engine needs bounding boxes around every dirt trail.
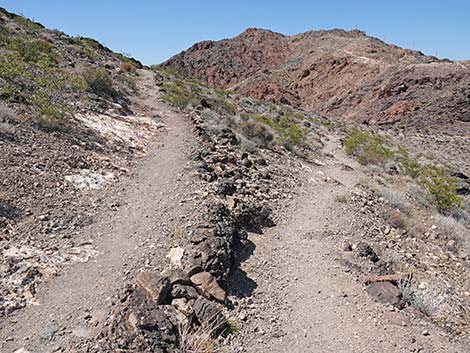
[232,137,468,352]
[0,71,198,353]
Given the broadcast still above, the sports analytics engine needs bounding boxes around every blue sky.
[1,1,469,65]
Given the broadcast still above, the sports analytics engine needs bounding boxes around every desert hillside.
[164,28,470,127]
[1,7,470,353]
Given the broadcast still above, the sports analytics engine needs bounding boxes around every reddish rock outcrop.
[163,28,470,126]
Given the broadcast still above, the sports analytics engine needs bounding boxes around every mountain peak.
[163,28,469,125]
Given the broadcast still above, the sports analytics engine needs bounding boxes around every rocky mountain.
[163,28,470,126]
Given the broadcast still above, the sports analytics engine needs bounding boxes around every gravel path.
[0,72,198,353]
[230,137,469,352]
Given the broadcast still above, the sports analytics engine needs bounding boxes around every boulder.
[134,271,171,304]
[193,297,226,332]
[367,281,403,306]
[190,271,226,302]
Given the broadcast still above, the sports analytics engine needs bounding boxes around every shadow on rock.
[0,200,21,220]
[228,238,258,298]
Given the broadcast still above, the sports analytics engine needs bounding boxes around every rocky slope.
[1,7,470,353]
[163,28,470,127]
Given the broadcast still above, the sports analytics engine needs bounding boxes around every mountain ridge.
[163,27,470,126]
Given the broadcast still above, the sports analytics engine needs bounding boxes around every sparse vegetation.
[82,67,115,97]
[346,130,464,213]
[161,80,198,108]
[344,130,393,165]
[399,279,445,317]
[239,120,275,148]
[418,166,463,212]
[120,61,137,74]
[256,114,308,151]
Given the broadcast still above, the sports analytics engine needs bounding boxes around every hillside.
[163,28,470,127]
[1,7,470,353]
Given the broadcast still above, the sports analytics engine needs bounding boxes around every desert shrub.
[117,74,137,92]
[418,166,463,212]
[256,114,307,150]
[344,130,393,165]
[79,47,99,61]
[239,120,274,148]
[82,67,115,97]
[397,147,423,178]
[10,38,59,64]
[120,62,137,74]
[399,279,445,317]
[0,106,16,122]
[433,214,468,241]
[161,81,197,108]
[14,16,43,32]
[0,52,28,101]
[382,207,407,229]
[379,188,411,214]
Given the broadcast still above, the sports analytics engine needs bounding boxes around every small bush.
[117,74,137,92]
[161,81,197,108]
[120,62,137,74]
[0,106,17,122]
[382,207,407,229]
[11,38,59,64]
[380,189,411,214]
[256,114,307,151]
[344,130,393,165]
[82,68,115,97]
[433,214,468,241]
[239,120,274,148]
[418,166,463,212]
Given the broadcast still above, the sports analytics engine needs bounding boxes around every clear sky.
[1,0,469,65]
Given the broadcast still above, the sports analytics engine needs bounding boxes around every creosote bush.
[345,130,464,213]
[82,67,115,97]
[418,166,463,212]
[344,130,392,165]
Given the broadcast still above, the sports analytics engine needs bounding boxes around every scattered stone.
[134,271,171,304]
[193,297,226,332]
[166,247,185,268]
[190,271,226,302]
[367,282,403,307]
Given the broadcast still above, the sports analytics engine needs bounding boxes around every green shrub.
[14,16,43,32]
[256,114,307,150]
[396,146,423,178]
[82,68,115,97]
[344,130,393,165]
[0,52,28,101]
[10,38,59,64]
[418,166,463,212]
[161,81,197,108]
